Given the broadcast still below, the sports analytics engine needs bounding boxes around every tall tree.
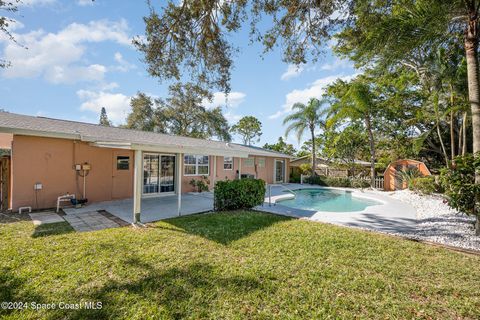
[134,1,351,94]
[231,116,262,145]
[322,122,369,170]
[98,107,112,127]
[283,98,326,176]
[325,77,378,186]
[263,137,297,156]
[335,0,480,230]
[156,83,231,141]
[125,92,156,131]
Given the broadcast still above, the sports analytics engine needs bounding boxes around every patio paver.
[63,193,214,223]
[63,211,122,232]
[29,212,65,225]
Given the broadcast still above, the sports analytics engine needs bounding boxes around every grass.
[0,211,479,319]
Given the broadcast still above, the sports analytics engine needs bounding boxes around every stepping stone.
[29,212,65,226]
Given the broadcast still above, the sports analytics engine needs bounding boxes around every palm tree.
[326,78,377,186]
[283,98,326,176]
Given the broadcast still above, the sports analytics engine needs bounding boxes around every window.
[258,158,266,168]
[244,157,255,167]
[224,156,233,170]
[184,155,209,176]
[116,156,130,170]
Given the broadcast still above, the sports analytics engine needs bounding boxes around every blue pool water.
[277,188,381,212]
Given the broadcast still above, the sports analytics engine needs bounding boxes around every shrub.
[214,178,266,211]
[410,176,436,195]
[289,173,301,183]
[189,176,210,193]
[325,177,352,187]
[440,153,480,217]
[304,175,328,186]
[298,163,312,175]
[350,178,371,189]
[303,175,370,188]
[399,167,421,189]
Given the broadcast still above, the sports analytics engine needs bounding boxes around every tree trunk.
[365,114,376,187]
[449,84,456,160]
[463,112,468,155]
[458,115,463,156]
[434,93,450,167]
[465,3,480,234]
[311,127,316,176]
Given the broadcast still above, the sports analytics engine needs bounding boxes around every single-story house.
[0,112,292,221]
[384,159,431,191]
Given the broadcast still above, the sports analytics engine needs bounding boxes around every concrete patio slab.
[63,211,121,232]
[29,212,65,226]
[257,184,417,234]
[63,193,214,223]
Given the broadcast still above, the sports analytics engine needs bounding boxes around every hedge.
[214,178,266,211]
[304,175,370,188]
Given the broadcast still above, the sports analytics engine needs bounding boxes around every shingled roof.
[0,111,292,158]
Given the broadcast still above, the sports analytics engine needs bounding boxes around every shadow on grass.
[0,212,31,224]
[32,222,75,238]
[61,256,270,319]
[0,267,47,317]
[162,211,292,245]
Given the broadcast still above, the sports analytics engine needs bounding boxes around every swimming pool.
[277,188,381,212]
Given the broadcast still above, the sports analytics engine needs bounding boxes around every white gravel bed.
[373,189,479,252]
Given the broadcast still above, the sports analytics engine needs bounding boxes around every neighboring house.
[0,112,292,214]
[290,156,371,177]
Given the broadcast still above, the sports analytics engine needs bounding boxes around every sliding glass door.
[143,153,175,195]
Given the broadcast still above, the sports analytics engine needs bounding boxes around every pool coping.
[259,184,418,235]
[265,185,388,216]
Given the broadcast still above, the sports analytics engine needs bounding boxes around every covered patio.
[63,192,214,223]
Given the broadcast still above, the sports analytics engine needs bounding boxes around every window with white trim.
[244,157,255,167]
[224,156,233,170]
[184,155,209,176]
[258,158,266,168]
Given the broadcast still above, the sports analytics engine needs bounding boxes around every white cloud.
[77,89,131,124]
[45,64,107,84]
[1,19,131,84]
[280,64,305,81]
[18,0,56,7]
[224,111,242,124]
[5,19,24,32]
[320,58,353,71]
[112,52,136,72]
[202,91,246,109]
[77,0,94,6]
[269,74,357,119]
[202,91,246,124]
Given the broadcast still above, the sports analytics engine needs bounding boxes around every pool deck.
[256,184,417,234]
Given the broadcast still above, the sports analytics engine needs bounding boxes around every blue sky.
[0,0,356,148]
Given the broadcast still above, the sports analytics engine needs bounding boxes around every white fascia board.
[0,127,80,140]
[130,143,250,158]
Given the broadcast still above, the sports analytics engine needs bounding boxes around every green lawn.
[1,211,479,319]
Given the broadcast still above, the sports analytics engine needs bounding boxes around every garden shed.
[384,159,431,191]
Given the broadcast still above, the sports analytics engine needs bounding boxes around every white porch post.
[177,153,182,216]
[212,155,217,189]
[238,158,242,179]
[133,149,143,224]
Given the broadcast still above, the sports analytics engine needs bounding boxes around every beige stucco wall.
[0,133,13,149]
[11,135,133,211]
[10,135,290,210]
[181,155,289,192]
